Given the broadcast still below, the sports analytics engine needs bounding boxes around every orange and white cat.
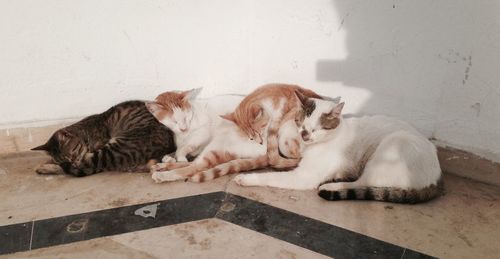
[221,83,323,169]
[234,94,442,203]
[146,88,243,164]
[150,84,324,183]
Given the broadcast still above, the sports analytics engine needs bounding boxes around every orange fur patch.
[227,83,322,138]
[153,91,192,120]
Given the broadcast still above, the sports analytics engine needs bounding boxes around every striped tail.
[267,116,300,170]
[318,182,443,204]
[190,155,268,182]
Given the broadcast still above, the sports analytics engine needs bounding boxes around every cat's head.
[221,105,269,144]
[294,90,344,144]
[145,88,202,134]
[31,128,85,164]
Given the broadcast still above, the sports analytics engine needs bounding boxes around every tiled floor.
[1,152,499,258]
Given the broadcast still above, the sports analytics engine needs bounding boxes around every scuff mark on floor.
[458,233,474,247]
[134,203,159,219]
[67,218,89,233]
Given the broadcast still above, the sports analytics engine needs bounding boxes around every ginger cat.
[150,84,323,183]
[220,83,323,169]
[146,88,244,164]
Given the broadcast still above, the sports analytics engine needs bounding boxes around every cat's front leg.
[233,170,320,190]
[150,161,191,172]
[35,162,65,175]
[152,170,186,183]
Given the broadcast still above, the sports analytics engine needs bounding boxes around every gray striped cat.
[32,100,176,177]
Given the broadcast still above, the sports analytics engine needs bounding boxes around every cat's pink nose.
[180,128,187,132]
[301,130,310,141]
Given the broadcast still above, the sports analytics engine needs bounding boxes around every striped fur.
[186,114,299,183]
[32,101,176,177]
[151,150,238,182]
[190,155,268,182]
[318,180,443,204]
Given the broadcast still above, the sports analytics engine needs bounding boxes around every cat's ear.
[220,112,236,123]
[330,102,345,117]
[252,107,265,121]
[31,143,49,151]
[323,95,341,104]
[145,101,164,115]
[294,90,309,106]
[183,88,202,101]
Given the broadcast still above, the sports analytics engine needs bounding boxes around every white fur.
[234,98,442,191]
[152,117,267,183]
[162,95,244,162]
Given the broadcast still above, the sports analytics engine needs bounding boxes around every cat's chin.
[303,139,315,145]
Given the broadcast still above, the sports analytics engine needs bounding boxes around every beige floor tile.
[3,219,328,259]
[0,153,229,226]
[226,173,500,259]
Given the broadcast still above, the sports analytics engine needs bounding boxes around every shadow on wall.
[317,1,499,139]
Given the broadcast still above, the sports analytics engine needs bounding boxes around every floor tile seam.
[28,220,34,250]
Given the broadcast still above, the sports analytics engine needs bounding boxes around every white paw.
[151,171,185,183]
[176,156,188,162]
[233,174,259,187]
[318,183,341,191]
[161,155,176,163]
[150,163,167,173]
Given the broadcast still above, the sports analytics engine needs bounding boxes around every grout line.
[214,192,230,218]
[29,220,34,250]
[213,175,236,218]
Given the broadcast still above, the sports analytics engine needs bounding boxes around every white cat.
[234,92,442,203]
[146,89,244,163]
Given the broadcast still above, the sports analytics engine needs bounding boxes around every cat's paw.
[233,174,260,187]
[150,163,168,173]
[35,164,64,175]
[151,171,185,183]
[176,156,188,162]
[318,182,345,191]
[161,155,176,163]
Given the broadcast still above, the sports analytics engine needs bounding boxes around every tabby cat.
[234,92,442,203]
[32,100,176,177]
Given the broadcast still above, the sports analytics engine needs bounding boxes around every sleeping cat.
[221,83,323,169]
[234,91,442,203]
[145,88,244,167]
[32,100,176,176]
[150,84,322,183]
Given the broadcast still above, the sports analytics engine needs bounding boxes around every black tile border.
[0,192,435,259]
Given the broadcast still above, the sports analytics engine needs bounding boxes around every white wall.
[1,0,499,161]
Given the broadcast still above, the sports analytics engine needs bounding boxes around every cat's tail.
[318,180,443,204]
[189,155,268,182]
[267,116,300,170]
